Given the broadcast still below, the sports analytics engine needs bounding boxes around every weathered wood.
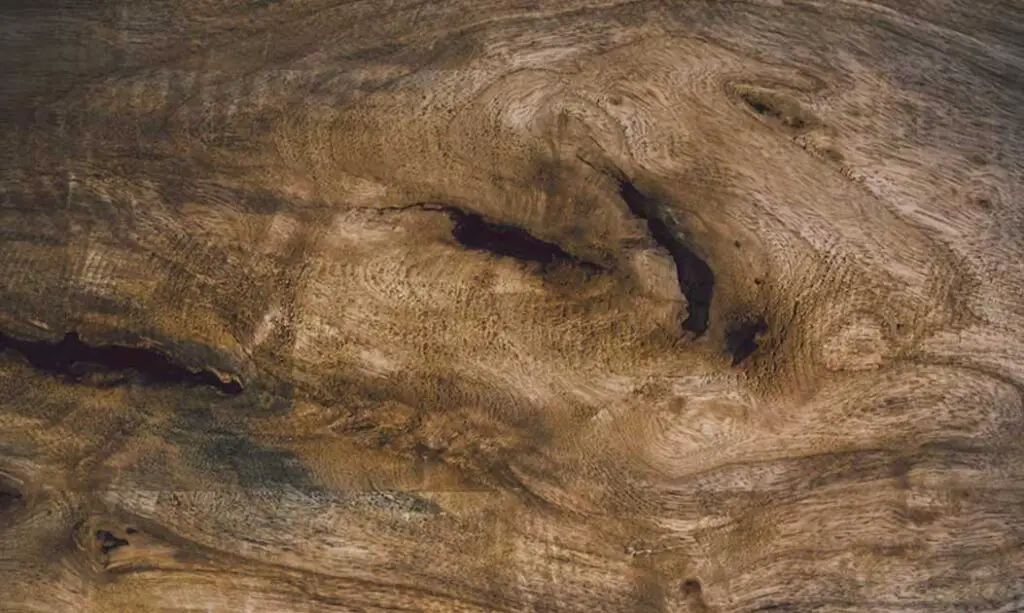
[1,1,1023,611]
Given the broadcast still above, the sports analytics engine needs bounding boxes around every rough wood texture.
[1,1,1023,611]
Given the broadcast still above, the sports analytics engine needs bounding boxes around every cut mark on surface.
[724,316,768,365]
[613,177,715,336]
[0,331,243,394]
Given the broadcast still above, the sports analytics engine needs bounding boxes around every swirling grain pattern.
[1,0,1022,611]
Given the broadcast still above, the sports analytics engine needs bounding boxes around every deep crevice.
[0,331,242,394]
[95,530,130,554]
[614,178,715,336]
[724,317,768,365]
[428,205,602,273]
[737,89,809,129]
[0,482,23,515]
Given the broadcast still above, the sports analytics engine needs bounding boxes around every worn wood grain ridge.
[1,1,1023,611]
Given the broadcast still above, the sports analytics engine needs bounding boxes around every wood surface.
[1,1,1023,611]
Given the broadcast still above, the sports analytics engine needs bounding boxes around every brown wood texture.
[1,1,1023,611]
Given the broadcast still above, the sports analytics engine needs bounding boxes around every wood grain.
[1,0,1022,611]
